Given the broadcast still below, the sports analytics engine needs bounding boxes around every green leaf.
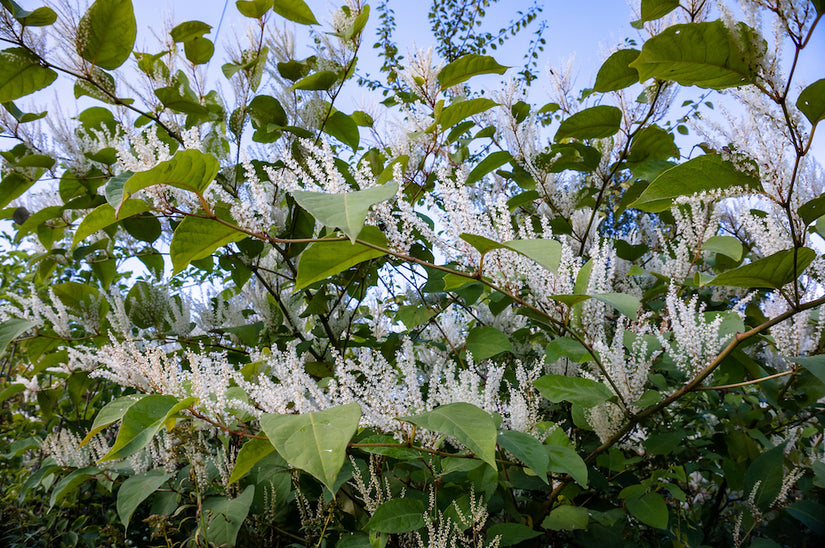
[798,194,825,225]
[73,199,152,245]
[120,149,220,206]
[591,293,641,320]
[544,337,594,363]
[702,235,743,261]
[291,70,338,91]
[438,98,497,130]
[534,374,614,408]
[203,486,255,547]
[100,394,178,461]
[466,150,513,185]
[0,1,57,26]
[49,467,98,509]
[80,394,145,446]
[401,402,498,468]
[0,317,37,353]
[627,124,678,164]
[0,47,58,102]
[640,0,679,21]
[0,172,38,208]
[629,20,761,88]
[324,111,360,151]
[260,403,361,492]
[594,49,640,91]
[497,430,549,483]
[459,233,562,273]
[295,226,388,290]
[77,0,136,70]
[367,498,426,534]
[710,248,815,289]
[626,492,669,528]
[546,444,588,487]
[292,183,397,242]
[630,154,760,212]
[486,523,542,546]
[542,505,590,531]
[170,20,211,42]
[169,215,247,275]
[117,470,172,529]
[228,437,274,485]
[466,326,512,362]
[437,54,509,89]
[184,36,214,65]
[797,78,825,125]
[744,444,785,513]
[271,0,318,24]
[555,105,622,141]
[787,354,825,385]
[786,500,825,536]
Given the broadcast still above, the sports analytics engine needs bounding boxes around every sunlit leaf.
[594,49,640,91]
[271,0,318,24]
[0,47,57,102]
[292,183,397,242]
[534,374,614,408]
[77,0,136,70]
[710,248,815,288]
[169,215,247,275]
[437,54,509,89]
[295,226,388,290]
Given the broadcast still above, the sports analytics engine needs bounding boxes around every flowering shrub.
[1,0,825,546]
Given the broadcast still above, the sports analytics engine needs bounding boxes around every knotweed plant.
[1,0,824,546]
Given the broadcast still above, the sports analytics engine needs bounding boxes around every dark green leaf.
[710,248,815,289]
[203,486,255,547]
[73,199,152,245]
[797,79,825,125]
[271,0,318,24]
[0,317,37,353]
[100,395,178,461]
[555,105,622,140]
[466,150,512,185]
[534,374,614,408]
[437,54,509,89]
[466,326,512,362]
[786,354,825,385]
[77,0,137,70]
[497,430,549,483]
[0,47,58,101]
[117,470,172,529]
[184,36,214,65]
[542,505,589,531]
[367,498,426,534]
[291,70,338,91]
[546,444,588,486]
[594,49,640,91]
[438,98,497,130]
[786,500,825,536]
[487,523,542,546]
[544,337,594,363]
[80,394,145,446]
[743,444,785,513]
[626,492,669,528]
[228,437,274,485]
[49,467,98,509]
[324,111,360,151]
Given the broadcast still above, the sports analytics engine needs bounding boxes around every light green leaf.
[120,149,220,206]
[324,111,360,151]
[544,337,594,363]
[437,54,509,89]
[466,326,512,362]
[170,215,247,275]
[797,78,825,125]
[594,49,640,91]
[787,354,825,385]
[710,248,815,289]
[228,437,274,485]
[271,0,318,25]
[630,154,760,212]
[291,70,338,91]
[401,402,498,468]
[459,233,561,273]
[100,394,178,461]
[184,36,214,65]
[203,486,255,547]
[295,226,388,290]
[0,47,58,102]
[486,523,542,546]
[546,444,588,487]
[534,374,614,408]
[117,470,172,529]
[0,172,39,208]
[77,0,136,70]
[640,0,679,21]
[629,20,761,88]
[542,505,589,531]
[367,498,426,534]
[591,293,641,320]
[0,1,57,26]
[292,183,397,242]
[260,403,361,492]
[702,235,743,261]
[497,430,549,483]
[73,199,152,245]
[169,20,211,42]
[0,317,37,353]
[438,98,497,130]
[626,492,669,528]
[555,105,622,141]
[235,0,270,18]
[80,394,145,446]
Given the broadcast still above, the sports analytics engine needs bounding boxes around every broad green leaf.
[627,124,678,164]
[324,111,360,151]
[534,374,614,408]
[798,193,825,225]
[797,78,825,125]
[271,0,318,25]
[710,248,815,288]
[787,354,825,385]
[121,149,220,206]
[292,183,397,242]
[539,143,602,173]
[117,470,172,529]
[486,523,542,546]
[0,172,39,208]
[744,444,785,513]
[100,394,178,461]
[630,154,760,212]
[396,305,435,329]
[0,383,25,404]
[203,486,255,547]
[80,394,145,446]
[367,498,426,534]
[466,150,512,185]
[546,444,588,487]
[497,430,549,483]
[545,337,594,363]
[228,437,274,485]
[170,20,211,42]
[49,466,98,509]
[438,98,497,130]
[437,54,509,89]
[401,402,498,468]
[466,326,512,362]
[0,47,58,102]
[73,199,152,245]
[459,233,562,273]
[640,0,679,21]
[702,235,743,261]
[787,501,825,536]
[235,0,270,18]
[555,105,622,141]
[291,70,338,91]
[629,20,761,88]
[170,215,247,274]
[260,403,361,492]
[0,317,37,353]
[594,49,640,91]
[184,36,214,65]
[542,505,589,531]
[295,226,388,290]
[591,293,641,320]
[0,1,57,26]
[105,171,133,207]
[626,492,669,528]
[77,0,137,70]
